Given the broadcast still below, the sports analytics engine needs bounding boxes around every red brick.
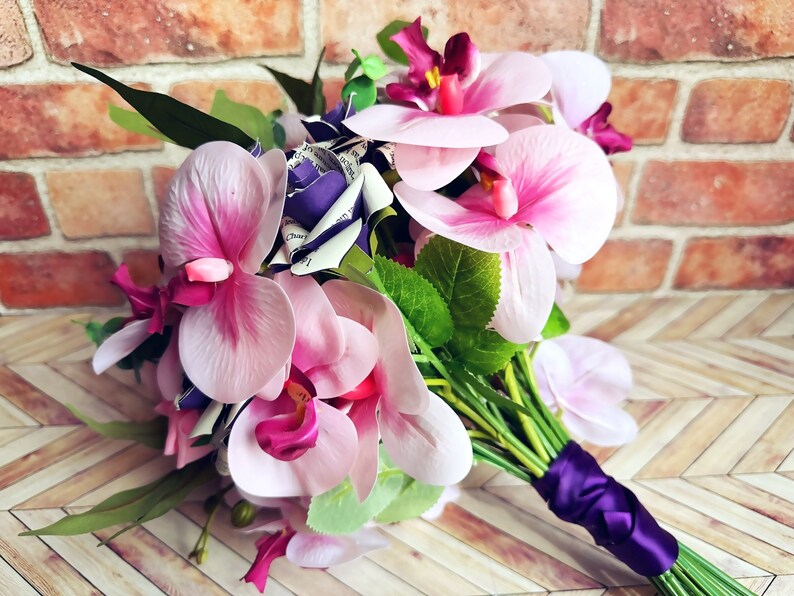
[122,250,162,287]
[0,173,50,240]
[0,0,32,67]
[322,1,590,63]
[599,0,794,62]
[675,236,794,290]
[322,78,345,109]
[0,252,122,308]
[33,0,302,65]
[611,161,634,226]
[683,79,792,143]
[578,239,673,292]
[152,166,177,208]
[0,84,160,159]
[607,78,677,144]
[635,161,794,226]
[169,80,284,114]
[47,170,154,239]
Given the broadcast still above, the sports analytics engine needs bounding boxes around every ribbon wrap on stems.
[533,442,679,577]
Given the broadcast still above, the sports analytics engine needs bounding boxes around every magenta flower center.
[254,380,320,461]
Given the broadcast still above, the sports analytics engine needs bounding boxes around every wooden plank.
[0,511,101,595]
[0,366,80,425]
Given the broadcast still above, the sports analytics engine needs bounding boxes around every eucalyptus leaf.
[351,49,388,80]
[376,20,429,65]
[72,62,254,149]
[375,478,444,523]
[20,459,214,537]
[67,405,167,449]
[341,75,377,111]
[374,256,453,348]
[264,48,326,116]
[108,105,173,142]
[209,90,274,149]
[306,470,404,535]
[541,303,571,339]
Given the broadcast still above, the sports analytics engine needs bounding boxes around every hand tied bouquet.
[23,17,754,596]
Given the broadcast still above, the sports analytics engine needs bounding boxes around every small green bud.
[231,499,257,528]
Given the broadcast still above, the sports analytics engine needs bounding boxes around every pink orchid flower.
[158,141,296,404]
[154,400,215,469]
[241,499,388,593]
[395,123,616,344]
[321,280,472,500]
[343,18,551,191]
[228,274,377,498]
[533,335,636,446]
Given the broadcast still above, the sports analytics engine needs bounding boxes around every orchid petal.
[348,397,380,501]
[554,336,633,405]
[391,17,440,87]
[322,280,428,415]
[257,364,290,401]
[242,148,288,274]
[380,391,472,486]
[179,273,295,404]
[394,182,522,253]
[159,141,272,270]
[540,51,611,129]
[229,397,358,498]
[276,272,344,371]
[307,317,378,399]
[498,125,616,264]
[92,319,151,375]
[286,527,389,568]
[463,52,551,114]
[156,325,183,402]
[533,339,575,410]
[442,32,481,88]
[562,401,638,447]
[490,231,556,344]
[394,144,479,191]
[343,105,507,148]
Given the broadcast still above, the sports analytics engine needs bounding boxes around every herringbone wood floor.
[0,292,792,595]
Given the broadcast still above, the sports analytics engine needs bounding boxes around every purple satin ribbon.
[533,442,678,577]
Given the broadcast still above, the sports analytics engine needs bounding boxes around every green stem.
[504,363,550,464]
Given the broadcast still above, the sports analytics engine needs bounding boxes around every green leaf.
[307,470,404,534]
[66,405,167,449]
[448,362,533,418]
[414,236,501,331]
[72,62,254,150]
[374,256,453,348]
[541,303,571,339]
[209,90,274,149]
[344,55,362,81]
[331,245,378,290]
[449,328,526,376]
[20,459,214,537]
[375,478,444,523]
[341,75,377,111]
[352,50,388,80]
[76,316,124,347]
[376,20,429,65]
[264,48,326,116]
[108,105,173,143]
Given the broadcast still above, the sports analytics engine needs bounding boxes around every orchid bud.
[231,499,257,528]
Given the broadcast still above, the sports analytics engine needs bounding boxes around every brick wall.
[0,0,792,313]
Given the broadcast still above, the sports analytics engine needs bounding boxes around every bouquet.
[23,17,755,595]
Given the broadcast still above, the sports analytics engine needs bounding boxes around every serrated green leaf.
[108,104,173,143]
[20,459,214,537]
[264,48,326,116]
[72,62,254,150]
[414,236,501,330]
[374,256,453,348]
[341,75,377,111]
[376,20,429,65]
[449,328,526,375]
[209,90,274,149]
[541,303,570,339]
[306,470,404,534]
[67,405,167,449]
[375,478,444,523]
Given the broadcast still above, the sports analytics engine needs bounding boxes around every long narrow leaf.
[264,48,326,116]
[72,62,254,149]
[67,405,167,449]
